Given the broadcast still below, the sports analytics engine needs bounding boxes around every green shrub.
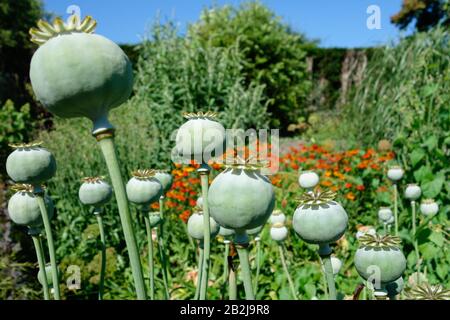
[188,1,312,132]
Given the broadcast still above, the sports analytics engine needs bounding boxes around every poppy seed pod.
[293,190,348,245]
[219,226,235,238]
[269,210,286,225]
[419,199,439,217]
[247,224,264,237]
[79,177,112,208]
[196,197,203,209]
[298,171,319,189]
[354,234,406,284]
[8,185,54,228]
[322,256,342,275]
[175,112,226,163]
[208,166,275,233]
[387,166,404,182]
[154,170,173,194]
[404,184,421,201]
[378,207,393,223]
[38,264,60,288]
[29,16,133,133]
[187,212,220,240]
[6,142,56,185]
[270,223,288,242]
[148,212,163,228]
[356,226,376,239]
[126,170,163,206]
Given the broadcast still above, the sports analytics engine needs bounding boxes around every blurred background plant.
[0,0,448,300]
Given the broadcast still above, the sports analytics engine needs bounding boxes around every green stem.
[236,239,255,300]
[31,233,50,300]
[158,196,170,299]
[411,201,421,284]
[383,223,387,236]
[228,256,237,300]
[221,240,230,299]
[199,165,211,300]
[278,244,298,300]
[96,134,146,300]
[95,210,107,300]
[319,244,336,300]
[253,238,261,295]
[393,184,399,236]
[194,242,204,300]
[144,214,155,300]
[35,191,60,300]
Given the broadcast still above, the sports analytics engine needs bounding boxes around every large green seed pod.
[293,190,348,245]
[6,142,56,185]
[187,212,220,240]
[29,16,133,133]
[126,170,163,206]
[175,112,226,163]
[79,177,112,208]
[38,264,60,288]
[208,165,275,233]
[354,234,406,284]
[154,170,173,194]
[8,185,54,228]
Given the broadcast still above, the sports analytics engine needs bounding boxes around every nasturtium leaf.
[429,231,444,247]
[410,148,426,167]
[421,173,445,198]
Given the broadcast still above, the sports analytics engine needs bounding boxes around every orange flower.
[321,180,333,187]
[345,182,352,189]
[344,166,351,173]
[325,171,332,177]
[356,185,365,191]
[179,210,190,223]
[346,192,356,201]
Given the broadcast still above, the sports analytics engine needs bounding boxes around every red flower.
[356,185,365,191]
[345,183,352,189]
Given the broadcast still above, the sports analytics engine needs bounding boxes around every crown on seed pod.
[358,234,402,250]
[9,141,44,149]
[131,169,156,180]
[11,184,35,193]
[81,176,106,183]
[30,15,97,46]
[405,283,450,300]
[224,154,269,170]
[297,189,337,209]
[183,111,218,120]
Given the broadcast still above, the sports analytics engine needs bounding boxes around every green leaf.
[413,165,434,184]
[429,231,444,247]
[423,135,438,150]
[304,282,316,299]
[419,242,439,260]
[421,173,445,198]
[436,263,448,280]
[410,148,426,167]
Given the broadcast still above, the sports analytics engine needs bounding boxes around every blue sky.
[43,0,412,48]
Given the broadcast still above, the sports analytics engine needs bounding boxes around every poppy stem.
[144,212,155,300]
[198,164,211,300]
[96,132,146,299]
[94,208,107,300]
[35,189,60,300]
[235,233,255,300]
[158,196,170,299]
[319,244,336,300]
[31,232,50,300]
[278,243,298,299]
[253,237,261,295]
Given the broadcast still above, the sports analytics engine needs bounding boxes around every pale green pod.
[420,199,439,216]
[175,112,226,163]
[79,177,112,207]
[38,264,60,288]
[298,170,319,189]
[269,210,286,225]
[8,190,54,228]
[208,168,275,232]
[247,224,264,236]
[148,212,163,228]
[126,175,162,206]
[404,184,421,200]
[30,32,133,132]
[387,166,404,182]
[270,223,288,242]
[378,207,393,223]
[219,226,235,237]
[187,212,220,240]
[355,247,406,284]
[293,201,348,245]
[6,145,56,185]
[154,171,173,193]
